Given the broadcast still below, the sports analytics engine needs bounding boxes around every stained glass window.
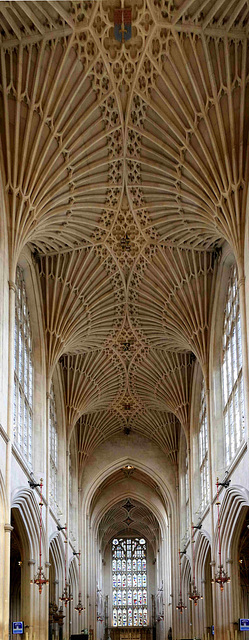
[49,383,58,507]
[13,266,33,465]
[112,538,147,627]
[199,378,209,511]
[222,264,245,465]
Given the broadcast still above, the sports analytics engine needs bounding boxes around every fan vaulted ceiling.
[0,0,249,474]
[91,468,163,550]
[99,497,160,551]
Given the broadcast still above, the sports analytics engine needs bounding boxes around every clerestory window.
[49,383,58,507]
[112,537,147,627]
[185,449,189,536]
[69,449,72,513]
[13,266,33,465]
[199,378,209,511]
[222,264,245,466]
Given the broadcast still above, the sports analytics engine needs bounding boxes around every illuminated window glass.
[199,378,209,511]
[13,266,33,465]
[49,383,58,507]
[112,538,147,627]
[222,264,245,465]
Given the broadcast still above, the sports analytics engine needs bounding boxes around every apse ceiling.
[98,497,160,552]
[0,0,249,474]
[92,469,163,550]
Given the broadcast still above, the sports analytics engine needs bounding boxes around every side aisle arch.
[216,486,249,627]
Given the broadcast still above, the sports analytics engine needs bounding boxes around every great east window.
[112,537,148,627]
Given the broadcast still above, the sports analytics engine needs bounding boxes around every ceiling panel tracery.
[39,248,125,367]
[127,32,249,254]
[130,350,195,428]
[61,350,126,426]
[98,497,160,550]
[128,245,218,361]
[1,0,248,469]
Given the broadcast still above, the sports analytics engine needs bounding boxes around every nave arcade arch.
[9,487,47,640]
[79,451,176,640]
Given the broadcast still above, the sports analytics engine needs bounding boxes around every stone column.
[3,280,16,640]
[205,385,216,630]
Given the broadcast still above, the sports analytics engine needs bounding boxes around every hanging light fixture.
[189,524,202,606]
[75,551,85,615]
[176,550,187,613]
[212,478,230,590]
[30,479,49,593]
[59,525,73,607]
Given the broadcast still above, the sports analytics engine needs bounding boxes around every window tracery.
[69,450,72,513]
[112,538,147,627]
[199,378,209,512]
[13,266,33,465]
[49,383,58,507]
[222,264,245,466]
[185,451,189,536]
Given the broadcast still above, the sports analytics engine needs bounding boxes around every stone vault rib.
[61,351,126,428]
[128,245,218,366]
[39,248,125,370]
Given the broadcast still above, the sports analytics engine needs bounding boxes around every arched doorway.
[85,464,171,640]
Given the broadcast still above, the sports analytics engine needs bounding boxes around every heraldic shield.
[114,8,132,42]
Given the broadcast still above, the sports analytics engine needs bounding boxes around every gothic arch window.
[222,263,245,466]
[199,378,209,512]
[69,449,72,512]
[69,449,73,535]
[112,537,147,627]
[185,450,189,536]
[13,265,33,465]
[49,383,58,507]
